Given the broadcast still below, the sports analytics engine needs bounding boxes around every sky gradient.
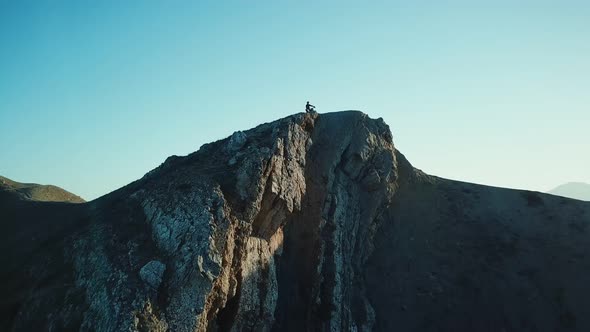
[1,1,589,200]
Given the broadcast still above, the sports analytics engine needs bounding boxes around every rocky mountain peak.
[125,111,405,330]
[3,111,590,332]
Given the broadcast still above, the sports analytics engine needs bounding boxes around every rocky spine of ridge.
[49,111,405,331]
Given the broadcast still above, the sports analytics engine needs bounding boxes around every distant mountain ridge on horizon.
[549,182,590,201]
[0,175,85,203]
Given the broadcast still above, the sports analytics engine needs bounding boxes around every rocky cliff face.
[2,111,590,331]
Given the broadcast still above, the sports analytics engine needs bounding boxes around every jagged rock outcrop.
[2,111,590,332]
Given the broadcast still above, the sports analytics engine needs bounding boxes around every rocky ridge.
[2,111,590,332]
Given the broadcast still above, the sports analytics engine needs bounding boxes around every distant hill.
[0,175,85,203]
[549,182,590,201]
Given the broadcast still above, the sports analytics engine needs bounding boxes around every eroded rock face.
[3,111,590,332]
[140,261,166,290]
[119,111,398,331]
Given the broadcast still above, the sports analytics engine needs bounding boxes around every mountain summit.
[2,111,589,331]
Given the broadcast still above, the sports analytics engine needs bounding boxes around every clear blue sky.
[1,1,589,200]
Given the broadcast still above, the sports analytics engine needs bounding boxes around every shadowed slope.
[367,176,590,331]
